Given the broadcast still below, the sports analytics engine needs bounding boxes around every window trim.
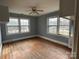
[47,17,58,35]
[6,17,19,35]
[20,18,30,33]
[47,17,71,38]
[6,17,30,35]
[59,17,70,37]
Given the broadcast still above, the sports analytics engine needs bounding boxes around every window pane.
[48,17,57,34]
[7,18,19,26]
[6,18,19,34]
[20,19,29,25]
[59,26,69,36]
[48,26,57,34]
[60,18,70,25]
[59,17,70,36]
[21,26,29,32]
[7,26,19,34]
[20,19,30,33]
[49,18,57,25]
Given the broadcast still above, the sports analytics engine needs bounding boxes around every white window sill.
[6,32,30,36]
[47,32,69,38]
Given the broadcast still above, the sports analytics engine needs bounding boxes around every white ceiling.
[0,0,59,16]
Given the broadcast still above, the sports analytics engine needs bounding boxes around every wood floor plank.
[2,37,71,59]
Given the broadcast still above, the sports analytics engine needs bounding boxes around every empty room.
[0,0,79,59]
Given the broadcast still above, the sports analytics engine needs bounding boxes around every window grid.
[47,17,71,37]
[6,18,30,35]
[6,25,19,34]
[20,19,30,33]
[48,17,57,34]
[6,18,19,34]
[59,18,70,37]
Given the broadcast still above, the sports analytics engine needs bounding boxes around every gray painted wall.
[37,11,69,44]
[2,11,70,44]
[1,24,7,42]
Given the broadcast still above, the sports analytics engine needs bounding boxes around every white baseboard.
[3,35,37,43]
[3,35,70,48]
[37,35,70,48]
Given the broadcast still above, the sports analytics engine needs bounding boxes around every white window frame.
[47,17,58,35]
[20,18,30,33]
[6,17,30,35]
[6,17,19,35]
[47,17,71,38]
[59,17,70,37]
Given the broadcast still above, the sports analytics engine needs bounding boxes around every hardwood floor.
[2,37,71,59]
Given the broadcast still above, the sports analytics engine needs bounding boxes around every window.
[6,18,19,34]
[59,17,70,37]
[6,18,30,35]
[20,19,30,33]
[48,17,57,34]
[47,17,71,37]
